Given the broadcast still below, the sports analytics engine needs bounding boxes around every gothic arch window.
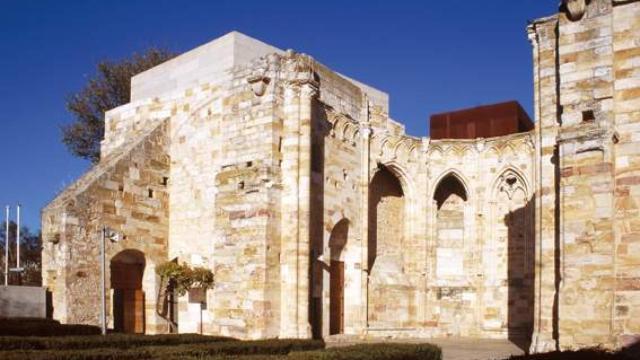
[433,173,469,280]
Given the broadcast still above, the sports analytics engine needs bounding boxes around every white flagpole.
[16,204,20,270]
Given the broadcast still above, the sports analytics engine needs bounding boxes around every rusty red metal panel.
[429,101,533,140]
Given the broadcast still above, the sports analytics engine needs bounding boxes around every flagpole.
[16,204,20,270]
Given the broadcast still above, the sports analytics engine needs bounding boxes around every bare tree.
[62,49,176,163]
[0,222,41,286]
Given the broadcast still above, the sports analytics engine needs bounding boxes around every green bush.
[0,338,441,360]
[0,348,153,360]
[163,343,442,360]
[0,339,324,360]
[0,318,100,337]
[0,333,234,351]
[157,339,325,358]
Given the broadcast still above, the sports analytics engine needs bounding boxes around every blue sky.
[0,0,556,230]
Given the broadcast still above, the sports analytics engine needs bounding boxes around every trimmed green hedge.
[0,339,325,360]
[161,343,442,360]
[0,333,234,351]
[158,339,325,358]
[0,318,100,337]
[0,340,443,360]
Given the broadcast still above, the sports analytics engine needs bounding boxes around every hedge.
[0,338,442,360]
[0,333,234,351]
[157,339,325,358]
[161,343,442,360]
[0,339,325,360]
[0,318,100,337]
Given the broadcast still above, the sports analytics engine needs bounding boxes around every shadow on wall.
[310,101,328,339]
[506,198,535,352]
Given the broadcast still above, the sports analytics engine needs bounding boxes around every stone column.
[359,114,372,333]
[279,68,318,338]
[528,19,561,353]
[296,81,318,338]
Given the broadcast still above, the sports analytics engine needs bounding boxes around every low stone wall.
[0,285,48,318]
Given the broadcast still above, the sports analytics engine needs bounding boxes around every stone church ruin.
[42,0,640,353]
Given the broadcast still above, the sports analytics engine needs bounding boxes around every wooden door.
[114,289,145,333]
[329,260,344,335]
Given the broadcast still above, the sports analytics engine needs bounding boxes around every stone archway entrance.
[329,219,349,335]
[110,249,146,333]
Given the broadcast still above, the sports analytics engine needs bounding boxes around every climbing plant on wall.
[155,261,214,296]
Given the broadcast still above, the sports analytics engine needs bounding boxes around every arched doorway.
[329,219,349,335]
[110,249,146,333]
[367,165,409,328]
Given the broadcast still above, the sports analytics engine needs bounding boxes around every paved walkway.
[326,337,525,360]
[428,338,525,360]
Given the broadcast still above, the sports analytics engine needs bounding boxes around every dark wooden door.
[329,260,344,335]
[114,289,145,333]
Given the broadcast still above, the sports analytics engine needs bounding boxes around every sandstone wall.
[42,120,170,333]
[310,107,365,338]
[530,0,640,351]
[612,0,640,348]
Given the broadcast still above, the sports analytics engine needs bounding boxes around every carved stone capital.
[299,80,319,99]
[359,125,372,139]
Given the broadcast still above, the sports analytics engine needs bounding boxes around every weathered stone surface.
[41,1,640,353]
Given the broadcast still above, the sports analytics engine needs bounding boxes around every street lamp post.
[100,226,120,336]
[4,206,8,286]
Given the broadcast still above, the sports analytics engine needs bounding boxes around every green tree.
[62,49,176,163]
[0,222,42,286]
